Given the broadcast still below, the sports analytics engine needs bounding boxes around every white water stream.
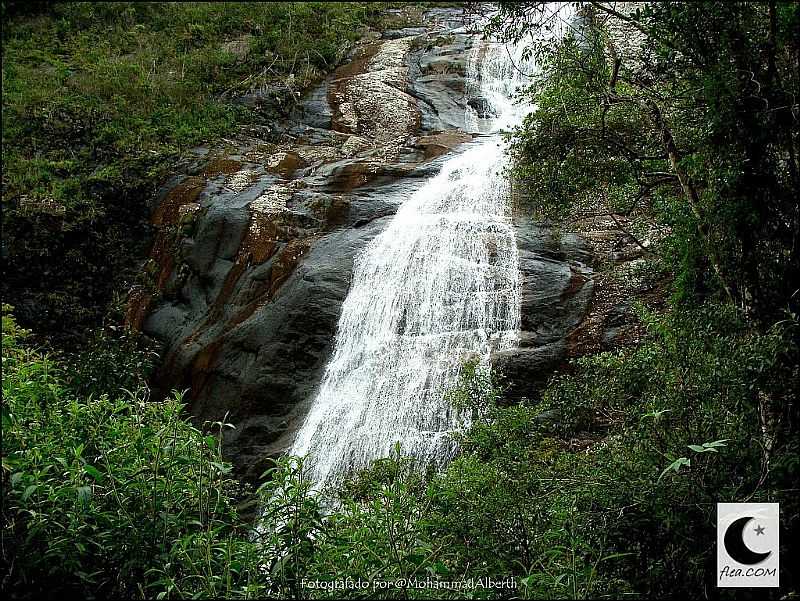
[289,29,542,490]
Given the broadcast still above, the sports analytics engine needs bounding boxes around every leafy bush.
[425,304,799,599]
[307,448,454,599]
[535,305,799,596]
[1,307,248,598]
[2,307,445,599]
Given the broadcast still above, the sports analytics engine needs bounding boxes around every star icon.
[754,524,765,536]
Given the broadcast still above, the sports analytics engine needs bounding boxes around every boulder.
[490,218,594,403]
[467,96,497,119]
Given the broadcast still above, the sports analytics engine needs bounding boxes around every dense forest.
[2,2,798,600]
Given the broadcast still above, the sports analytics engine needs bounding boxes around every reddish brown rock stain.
[328,161,382,192]
[561,266,589,302]
[190,338,224,399]
[224,238,314,328]
[169,236,314,400]
[208,214,283,320]
[134,32,463,413]
[201,158,243,178]
[151,176,205,226]
[323,196,350,229]
[210,261,248,320]
[124,286,153,331]
[127,175,206,333]
[415,131,473,160]
[269,238,311,296]
[266,152,307,179]
[243,216,280,264]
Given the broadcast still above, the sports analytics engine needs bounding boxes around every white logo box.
[717,503,779,588]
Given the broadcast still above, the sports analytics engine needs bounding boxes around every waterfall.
[289,32,537,490]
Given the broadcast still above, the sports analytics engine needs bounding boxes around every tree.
[489,1,799,320]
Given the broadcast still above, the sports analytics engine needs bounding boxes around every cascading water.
[290,30,538,490]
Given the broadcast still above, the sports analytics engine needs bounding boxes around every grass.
[2,2,382,197]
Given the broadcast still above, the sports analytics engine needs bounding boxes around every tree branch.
[645,99,736,303]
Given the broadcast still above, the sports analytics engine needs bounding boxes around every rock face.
[131,9,484,480]
[131,8,599,479]
[491,219,594,403]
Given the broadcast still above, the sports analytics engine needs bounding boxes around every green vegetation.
[7,304,795,598]
[493,2,799,321]
[436,308,798,598]
[2,307,246,598]
[1,2,383,343]
[2,309,447,599]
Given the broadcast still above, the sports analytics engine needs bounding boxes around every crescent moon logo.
[723,516,771,565]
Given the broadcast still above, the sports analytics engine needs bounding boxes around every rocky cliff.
[130,7,599,480]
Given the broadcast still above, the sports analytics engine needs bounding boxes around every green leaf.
[689,439,729,453]
[658,457,690,482]
[22,484,38,502]
[84,464,104,482]
[643,408,671,420]
[211,461,231,474]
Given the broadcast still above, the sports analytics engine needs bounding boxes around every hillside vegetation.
[1,2,384,343]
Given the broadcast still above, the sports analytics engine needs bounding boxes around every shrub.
[426,304,799,598]
[1,307,246,598]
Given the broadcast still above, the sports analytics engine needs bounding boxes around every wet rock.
[292,83,333,130]
[383,27,427,40]
[467,96,497,119]
[408,32,473,132]
[135,9,474,480]
[491,218,594,403]
[492,341,567,403]
[414,130,473,159]
[515,221,593,345]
